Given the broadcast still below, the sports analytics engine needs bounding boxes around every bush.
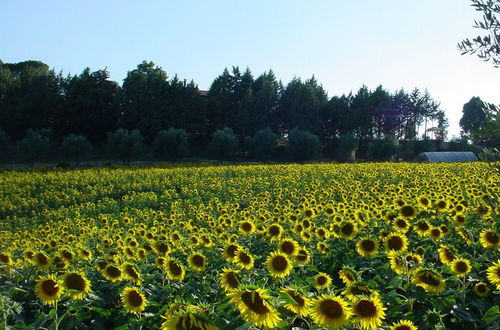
[61,134,92,165]
[287,128,321,161]
[107,128,145,164]
[249,127,278,160]
[337,133,358,162]
[369,135,399,161]
[208,128,238,159]
[17,128,53,164]
[0,130,10,161]
[153,128,189,161]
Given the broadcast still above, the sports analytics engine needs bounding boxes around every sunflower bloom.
[266,252,293,278]
[228,288,282,328]
[62,272,91,300]
[219,268,240,292]
[281,288,311,317]
[390,319,418,330]
[451,258,471,277]
[479,230,499,249]
[352,296,386,329]
[121,287,147,314]
[35,276,64,305]
[486,260,500,290]
[309,294,351,329]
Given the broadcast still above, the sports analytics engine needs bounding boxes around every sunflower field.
[0,162,499,329]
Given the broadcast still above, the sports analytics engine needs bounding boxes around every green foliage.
[458,0,500,67]
[460,97,489,135]
[107,128,144,164]
[248,127,278,160]
[369,135,399,161]
[287,128,321,161]
[153,128,189,161]
[17,128,53,164]
[60,134,92,164]
[207,128,238,159]
[337,133,358,161]
[0,130,10,160]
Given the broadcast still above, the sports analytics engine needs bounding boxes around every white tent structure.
[416,152,478,162]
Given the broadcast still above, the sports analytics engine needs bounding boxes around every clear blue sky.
[2,0,499,137]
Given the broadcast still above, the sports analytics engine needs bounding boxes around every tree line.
[0,59,483,164]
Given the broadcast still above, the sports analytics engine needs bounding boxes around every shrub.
[107,128,145,164]
[153,128,189,161]
[17,128,53,164]
[337,133,358,162]
[249,127,278,160]
[287,128,321,161]
[61,134,92,165]
[369,135,399,161]
[0,130,10,161]
[208,128,238,159]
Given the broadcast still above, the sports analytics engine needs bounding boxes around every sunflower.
[309,294,351,329]
[384,233,408,253]
[0,252,12,265]
[266,252,293,278]
[33,252,51,270]
[121,287,147,314]
[103,264,123,282]
[356,238,378,258]
[278,238,299,256]
[166,259,185,280]
[339,266,359,285]
[428,227,442,241]
[281,287,311,317]
[393,218,410,233]
[437,245,456,266]
[351,296,386,329]
[390,319,418,330]
[486,259,500,290]
[238,220,256,235]
[452,213,467,225]
[479,230,499,249]
[235,249,254,270]
[338,221,358,240]
[267,223,284,240]
[223,243,241,262]
[123,263,141,285]
[473,282,489,297]
[35,276,64,305]
[188,252,207,271]
[451,258,471,277]
[342,282,379,301]
[412,269,446,294]
[62,272,91,300]
[295,247,311,264]
[417,196,431,209]
[220,268,240,292]
[228,287,282,328]
[160,303,219,330]
[314,272,332,290]
[399,205,417,219]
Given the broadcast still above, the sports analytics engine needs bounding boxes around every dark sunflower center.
[420,198,429,206]
[271,255,288,272]
[192,255,205,267]
[281,241,295,254]
[486,232,499,244]
[64,273,85,291]
[241,291,269,315]
[400,206,415,217]
[318,229,326,237]
[355,300,377,317]
[444,249,455,261]
[239,252,251,264]
[241,222,252,232]
[42,279,59,296]
[62,251,73,260]
[125,266,139,279]
[437,201,447,209]
[456,215,465,223]
[268,225,281,236]
[361,240,375,252]
[168,261,183,276]
[296,250,308,261]
[387,236,403,250]
[305,209,314,217]
[316,276,327,285]
[476,284,487,293]
[225,272,239,288]
[341,223,354,236]
[396,219,407,228]
[0,254,10,263]
[320,299,343,319]
[287,290,304,306]
[431,229,441,237]
[156,242,169,254]
[395,325,412,330]
[36,253,48,265]
[455,261,468,273]
[226,245,238,258]
[127,290,143,307]
[106,266,121,278]
[420,272,441,286]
